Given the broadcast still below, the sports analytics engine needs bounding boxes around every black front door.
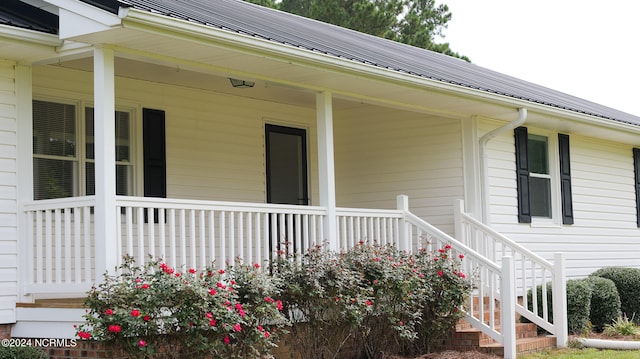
[265,124,309,205]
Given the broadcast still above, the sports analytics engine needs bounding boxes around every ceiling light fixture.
[229,78,255,88]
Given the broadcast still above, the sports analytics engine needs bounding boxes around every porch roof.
[72,0,640,127]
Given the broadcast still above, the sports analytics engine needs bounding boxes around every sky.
[439,0,640,116]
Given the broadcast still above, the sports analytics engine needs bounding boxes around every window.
[514,127,573,224]
[33,100,134,200]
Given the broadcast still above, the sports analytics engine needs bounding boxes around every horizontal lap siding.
[0,61,17,323]
[335,106,463,235]
[33,66,318,205]
[483,119,640,278]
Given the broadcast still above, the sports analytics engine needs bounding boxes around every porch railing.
[21,195,567,358]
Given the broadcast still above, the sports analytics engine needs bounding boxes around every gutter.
[478,108,527,223]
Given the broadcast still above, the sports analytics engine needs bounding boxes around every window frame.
[32,97,138,200]
[528,129,561,226]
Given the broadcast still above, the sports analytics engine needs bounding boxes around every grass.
[520,348,640,359]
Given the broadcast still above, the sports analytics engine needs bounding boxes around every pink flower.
[135,278,142,283]
[365,300,372,306]
[459,254,465,259]
[138,340,147,347]
[437,270,443,277]
[131,309,140,317]
[264,331,270,338]
[253,263,260,269]
[108,325,121,333]
[206,312,213,319]
[209,319,217,327]
[105,309,113,316]
[276,300,283,311]
[189,268,196,274]
[218,269,225,274]
[77,331,91,340]
[216,282,226,289]
[233,323,242,332]
[264,296,274,303]
[223,335,230,345]
[257,325,264,332]
[458,272,466,279]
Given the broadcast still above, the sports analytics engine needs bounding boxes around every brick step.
[441,321,556,356]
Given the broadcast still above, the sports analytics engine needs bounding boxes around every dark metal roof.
[80,0,640,125]
[0,0,58,34]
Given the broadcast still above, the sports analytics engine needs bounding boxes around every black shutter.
[514,127,531,223]
[143,108,166,198]
[634,148,640,227]
[558,134,573,225]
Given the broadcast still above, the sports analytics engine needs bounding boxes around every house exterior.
[1,0,640,355]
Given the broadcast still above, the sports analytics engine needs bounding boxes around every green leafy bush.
[0,346,48,359]
[591,267,640,322]
[583,276,621,332]
[75,256,287,359]
[274,242,472,359]
[524,279,591,335]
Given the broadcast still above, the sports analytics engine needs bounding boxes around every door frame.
[264,123,309,205]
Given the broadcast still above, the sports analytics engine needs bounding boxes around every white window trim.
[529,129,562,227]
[32,96,139,198]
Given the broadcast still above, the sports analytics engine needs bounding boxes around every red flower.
[264,296,274,303]
[253,263,260,269]
[438,248,445,253]
[131,309,141,317]
[223,335,230,345]
[143,315,150,322]
[174,272,181,277]
[105,309,113,316]
[459,254,465,259]
[437,270,443,277]
[458,272,466,279]
[141,283,149,289]
[138,340,147,347]
[218,269,225,274]
[233,323,242,332]
[188,268,196,274]
[209,319,217,327]
[216,282,226,289]
[209,288,217,295]
[77,331,91,340]
[365,300,372,306]
[276,300,283,311]
[108,325,121,333]
[445,244,452,249]
[257,325,264,332]
[264,331,270,338]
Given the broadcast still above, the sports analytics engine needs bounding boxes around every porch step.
[441,322,556,356]
[17,298,86,309]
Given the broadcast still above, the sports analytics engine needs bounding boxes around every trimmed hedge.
[583,276,621,331]
[524,279,592,335]
[591,267,640,322]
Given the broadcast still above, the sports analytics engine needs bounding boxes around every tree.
[244,0,469,62]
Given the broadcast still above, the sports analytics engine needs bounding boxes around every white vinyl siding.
[334,106,464,234]
[33,65,319,205]
[483,118,640,278]
[0,61,17,323]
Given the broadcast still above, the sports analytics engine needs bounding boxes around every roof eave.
[99,8,640,135]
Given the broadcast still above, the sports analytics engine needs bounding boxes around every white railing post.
[396,195,409,251]
[501,255,516,359]
[454,199,464,244]
[553,252,568,348]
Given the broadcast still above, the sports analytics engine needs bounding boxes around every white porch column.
[316,91,338,251]
[93,47,118,278]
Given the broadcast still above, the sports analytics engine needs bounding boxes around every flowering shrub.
[274,241,472,359]
[75,256,286,359]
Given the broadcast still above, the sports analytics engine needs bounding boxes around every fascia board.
[120,8,640,135]
[42,0,121,39]
[0,24,61,47]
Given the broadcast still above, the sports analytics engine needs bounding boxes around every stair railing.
[453,200,568,349]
